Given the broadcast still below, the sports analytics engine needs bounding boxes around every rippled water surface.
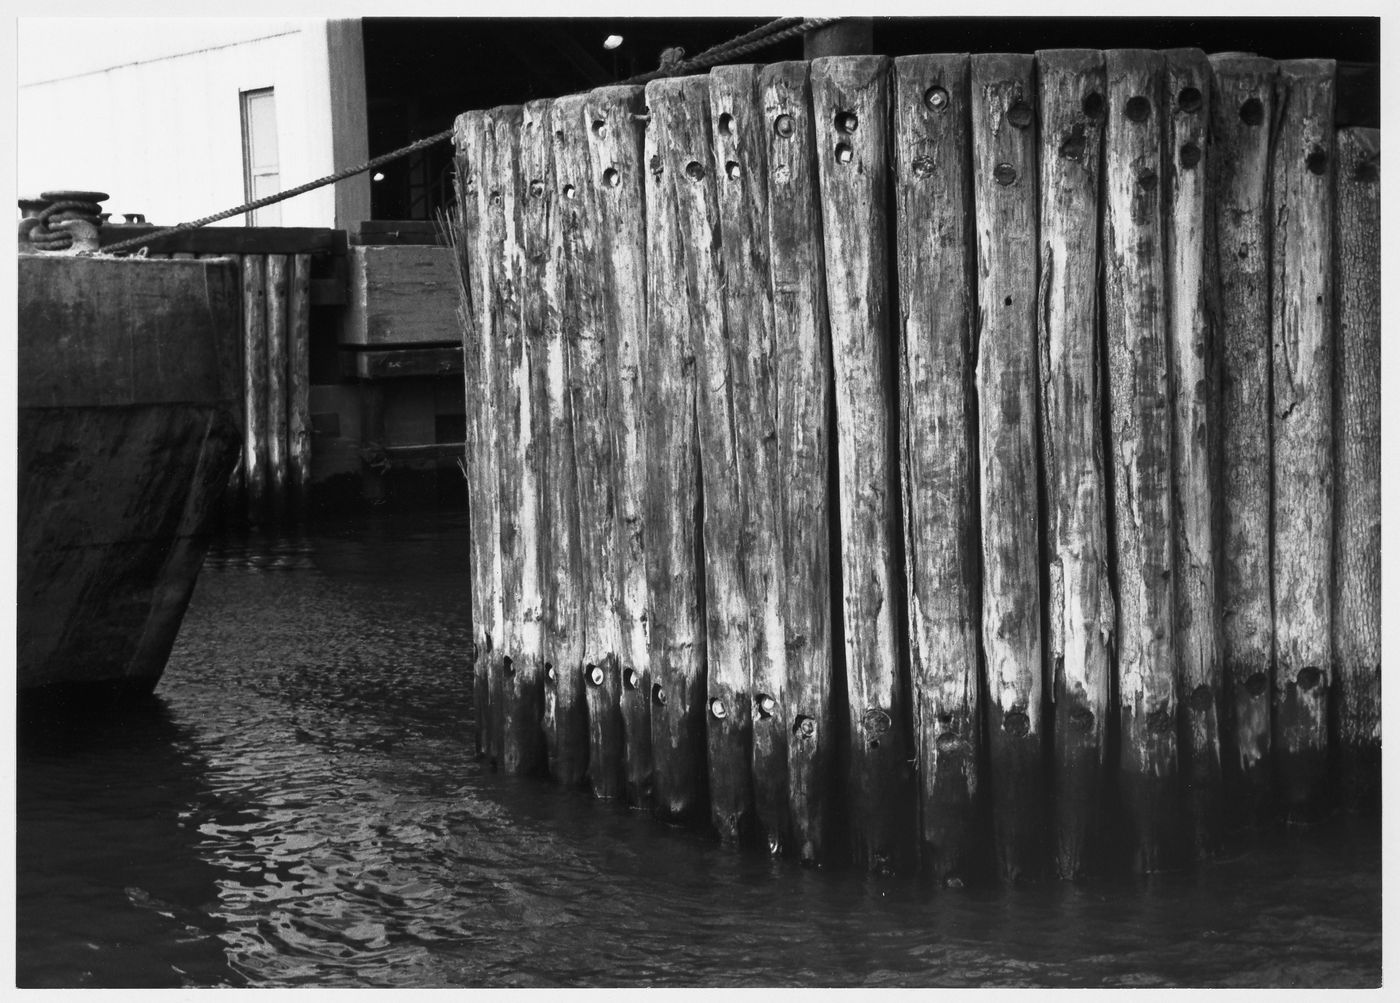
[16,513,1382,988]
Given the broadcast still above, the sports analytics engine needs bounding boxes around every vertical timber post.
[1035,48,1113,880]
[1270,59,1336,820]
[812,54,911,876]
[223,254,247,526]
[1104,49,1180,872]
[288,253,312,522]
[1331,126,1381,813]
[484,105,543,774]
[1208,54,1276,824]
[970,52,1045,883]
[265,254,291,526]
[642,76,709,826]
[759,60,835,867]
[558,93,627,797]
[453,110,505,763]
[1162,48,1223,858]
[673,71,755,847]
[892,52,982,886]
[585,84,655,809]
[710,64,790,854]
[531,96,591,790]
[241,254,269,526]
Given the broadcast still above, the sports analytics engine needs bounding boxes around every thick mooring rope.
[101,17,841,257]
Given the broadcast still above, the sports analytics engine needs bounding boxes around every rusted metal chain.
[100,17,845,256]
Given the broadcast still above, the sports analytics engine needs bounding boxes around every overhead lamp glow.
[372,172,385,182]
[603,34,623,50]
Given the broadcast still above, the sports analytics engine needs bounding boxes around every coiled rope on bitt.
[102,16,840,257]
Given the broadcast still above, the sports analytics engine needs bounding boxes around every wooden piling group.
[450,47,1381,882]
[189,250,312,526]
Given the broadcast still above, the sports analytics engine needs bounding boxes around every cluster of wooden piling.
[450,49,1380,882]
[208,253,314,525]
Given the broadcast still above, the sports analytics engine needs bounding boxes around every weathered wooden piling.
[1332,126,1381,813]
[1035,48,1112,880]
[892,52,982,886]
[584,84,654,809]
[970,52,1045,883]
[288,253,312,521]
[758,60,835,867]
[223,255,247,527]
[483,105,544,775]
[556,94,627,798]
[1163,48,1223,857]
[1208,54,1276,822]
[241,254,269,526]
[1104,50,1180,872]
[1270,59,1336,819]
[660,73,756,846]
[265,254,291,525]
[531,96,591,790]
[642,76,710,826]
[710,64,790,853]
[452,110,505,763]
[812,55,911,876]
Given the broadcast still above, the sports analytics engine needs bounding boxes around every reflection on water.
[15,513,1382,987]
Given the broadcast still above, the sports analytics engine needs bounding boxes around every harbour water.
[15,512,1382,988]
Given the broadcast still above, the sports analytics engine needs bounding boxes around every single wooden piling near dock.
[664,71,755,846]
[892,52,982,886]
[265,254,291,525]
[710,64,790,853]
[812,54,911,875]
[1035,48,1113,880]
[643,76,710,826]
[241,254,269,526]
[554,94,626,799]
[1104,49,1180,872]
[452,110,505,763]
[1270,59,1336,818]
[533,96,591,790]
[584,84,654,809]
[1162,48,1223,857]
[223,254,247,526]
[970,52,1045,883]
[288,253,312,521]
[759,60,835,867]
[1208,54,1276,822]
[1332,126,1381,812]
[484,105,543,775]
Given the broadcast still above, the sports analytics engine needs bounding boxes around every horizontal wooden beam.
[98,225,347,256]
[348,220,446,246]
[353,346,462,380]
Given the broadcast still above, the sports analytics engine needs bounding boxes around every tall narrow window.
[241,88,281,226]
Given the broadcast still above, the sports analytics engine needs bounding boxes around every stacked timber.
[449,47,1381,882]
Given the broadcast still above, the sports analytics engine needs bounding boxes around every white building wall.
[17,18,364,229]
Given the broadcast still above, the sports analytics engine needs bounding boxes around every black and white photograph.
[7,5,1388,990]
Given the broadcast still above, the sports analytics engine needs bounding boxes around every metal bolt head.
[925,86,949,111]
[774,114,795,139]
[709,698,727,720]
